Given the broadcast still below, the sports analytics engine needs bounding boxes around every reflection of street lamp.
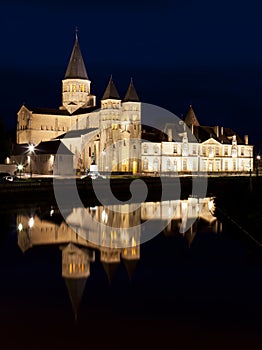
[17,164,23,178]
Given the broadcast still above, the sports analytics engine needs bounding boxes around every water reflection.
[16,196,220,317]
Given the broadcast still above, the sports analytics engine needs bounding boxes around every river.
[0,196,261,349]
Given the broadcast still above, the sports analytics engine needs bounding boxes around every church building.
[11,32,253,175]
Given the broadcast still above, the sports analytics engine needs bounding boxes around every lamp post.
[28,144,35,178]
[256,155,261,176]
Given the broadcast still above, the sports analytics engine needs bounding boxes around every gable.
[201,137,222,146]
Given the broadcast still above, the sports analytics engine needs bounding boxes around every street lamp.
[256,155,261,176]
[28,144,35,177]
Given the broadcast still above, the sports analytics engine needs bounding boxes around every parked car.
[1,175,20,183]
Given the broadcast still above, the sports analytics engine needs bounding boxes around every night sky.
[1,0,261,152]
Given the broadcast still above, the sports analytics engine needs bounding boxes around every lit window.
[154,145,159,153]
[167,159,171,171]
[183,159,187,171]
[143,158,148,170]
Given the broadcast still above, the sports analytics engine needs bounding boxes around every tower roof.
[64,33,88,80]
[184,105,200,127]
[102,76,120,100]
[123,78,139,102]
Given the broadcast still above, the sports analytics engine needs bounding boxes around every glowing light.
[257,155,261,160]
[182,202,188,211]
[101,209,108,223]
[28,144,35,153]
[17,164,23,171]
[28,217,34,228]
[18,223,23,232]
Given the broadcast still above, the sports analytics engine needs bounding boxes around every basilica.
[11,33,253,175]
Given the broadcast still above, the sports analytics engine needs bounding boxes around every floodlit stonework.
[12,33,253,175]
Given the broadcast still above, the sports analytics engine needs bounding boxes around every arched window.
[167,158,171,171]
[154,145,159,154]
[143,158,148,170]
[153,158,159,171]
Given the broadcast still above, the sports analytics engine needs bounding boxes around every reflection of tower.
[100,248,121,283]
[121,245,140,280]
[61,243,95,319]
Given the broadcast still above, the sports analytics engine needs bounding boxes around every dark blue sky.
[1,0,261,151]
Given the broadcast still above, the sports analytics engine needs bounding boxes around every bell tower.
[61,29,96,114]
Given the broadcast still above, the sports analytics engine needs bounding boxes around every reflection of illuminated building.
[16,197,219,316]
[141,197,220,246]
[16,205,141,316]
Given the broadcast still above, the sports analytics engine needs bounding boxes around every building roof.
[23,105,99,116]
[102,76,120,100]
[123,78,140,102]
[141,124,168,142]
[193,125,245,144]
[57,128,98,139]
[64,33,88,80]
[184,105,200,127]
[11,143,31,156]
[35,140,73,155]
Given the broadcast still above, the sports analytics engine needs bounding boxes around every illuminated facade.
[13,33,253,175]
[14,32,141,174]
[141,106,253,174]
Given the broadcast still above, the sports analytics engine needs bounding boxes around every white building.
[141,106,253,174]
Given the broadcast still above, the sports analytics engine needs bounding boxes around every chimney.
[221,126,224,136]
[167,128,172,142]
[244,134,248,145]
[214,125,219,138]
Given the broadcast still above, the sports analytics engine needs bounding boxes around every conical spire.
[102,75,120,100]
[184,105,200,127]
[123,78,139,102]
[64,31,88,80]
